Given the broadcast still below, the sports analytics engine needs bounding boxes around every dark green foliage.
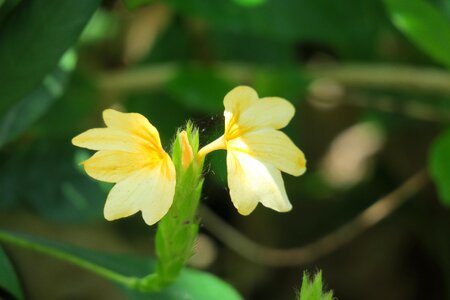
[0,246,23,300]
[0,0,20,24]
[123,0,156,9]
[163,0,385,58]
[166,66,234,114]
[0,51,76,149]
[384,0,450,68]
[430,128,450,206]
[0,141,104,223]
[0,0,100,112]
[252,67,310,102]
[232,0,266,7]
[0,229,242,299]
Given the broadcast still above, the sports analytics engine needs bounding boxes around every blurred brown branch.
[199,169,428,267]
[308,64,450,96]
[97,63,450,96]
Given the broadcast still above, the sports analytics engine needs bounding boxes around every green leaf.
[0,231,243,300]
[0,50,76,149]
[0,141,104,223]
[0,0,100,113]
[232,0,266,7]
[299,271,333,300]
[123,0,156,9]
[165,66,234,114]
[383,0,450,68]
[0,246,23,300]
[127,267,242,300]
[32,71,99,138]
[210,30,295,64]
[208,149,227,185]
[163,0,385,58]
[253,67,311,102]
[79,9,120,45]
[0,0,20,24]
[430,128,450,206]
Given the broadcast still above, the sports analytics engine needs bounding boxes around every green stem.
[0,230,139,288]
[139,124,204,291]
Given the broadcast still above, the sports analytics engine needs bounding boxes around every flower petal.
[82,150,156,183]
[227,150,292,215]
[238,97,295,130]
[103,109,161,144]
[72,128,145,152]
[228,128,306,176]
[224,86,258,129]
[103,157,176,225]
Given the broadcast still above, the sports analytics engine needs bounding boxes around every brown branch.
[199,169,428,267]
[97,63,450,96]
[308,64,450,96]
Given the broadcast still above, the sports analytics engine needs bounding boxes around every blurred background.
[1,0,450,299]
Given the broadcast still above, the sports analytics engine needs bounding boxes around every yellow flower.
[72,109,176,226]
[198,86,306,215]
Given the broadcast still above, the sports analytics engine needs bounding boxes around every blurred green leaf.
[253,67,310,102]
[164,0,384,58]
[207,150,227,186]
[166,66,234,114]
[0,0,100,113]
[79,9,120,45]
[299,271,333,300]
[123,0,156,9]
[232,0,266,7]
[142,21,192,64]
[0,0,20,24]
[211,30,295,64]
[0,246,23,300]
[430,128,450,206]
[0,231,243,300]
[33,71,99,138]
[0,50,76,149]
[0,141,104,223]
[384,0,450,68]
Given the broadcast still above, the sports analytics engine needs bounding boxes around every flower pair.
[72,86,306,225]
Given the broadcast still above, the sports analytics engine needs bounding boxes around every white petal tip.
[142,218,159,226]
[277,205,293,213]
[103,208,130,222]
[71,136,81,146]
[293,166,307,177]
[237,208,253,216]
[103,213,117,221]
[141,210,166,226]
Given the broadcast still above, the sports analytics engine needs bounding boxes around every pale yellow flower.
[198,86,306,215]
[72,109,176,226]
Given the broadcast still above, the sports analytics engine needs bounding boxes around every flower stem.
[0,230,139,288]
[197,135,226,159]
[130,124,206,292]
